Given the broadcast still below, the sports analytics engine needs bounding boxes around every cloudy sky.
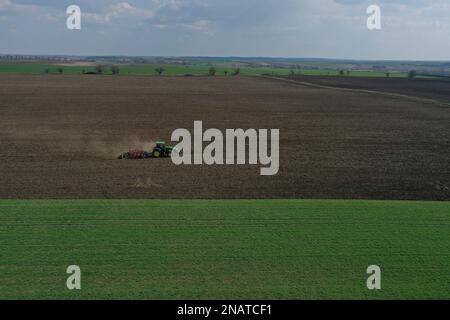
[0,0,449,60]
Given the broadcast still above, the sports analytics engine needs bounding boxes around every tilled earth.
[0,74,449,200]
[285,75,450,102]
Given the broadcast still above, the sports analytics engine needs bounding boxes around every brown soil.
[0,74,449,200]
[284,75,450,103]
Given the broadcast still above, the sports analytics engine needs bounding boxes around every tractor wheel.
[153,150,161,158]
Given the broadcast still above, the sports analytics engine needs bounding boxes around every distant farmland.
[0,61,414,77]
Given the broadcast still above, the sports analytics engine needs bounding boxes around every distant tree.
[209,67,216,76]
[386,72,390,78]
[289,70,295,77]
[44,69,50,74]
[57,67,64,74]
[408,70,417,79]
[346,70,350,76]
[233,68,241,76]
[155,67,165,75]
[82,69,86,74]
[111,65,120,75]
[339,70,345,76]
[224,70,229,76]
[95,65,105,74]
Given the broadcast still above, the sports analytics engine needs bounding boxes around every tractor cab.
[155,141,166,149]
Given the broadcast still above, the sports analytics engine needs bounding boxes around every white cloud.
[152,0,209,10]
[178,19,213,35]
[83,2,154,24]
[0,0,45,14]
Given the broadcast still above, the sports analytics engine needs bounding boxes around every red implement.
[128,150,146,159]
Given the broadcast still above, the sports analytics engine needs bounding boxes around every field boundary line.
[261,76,450,107]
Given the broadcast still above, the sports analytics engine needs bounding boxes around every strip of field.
[0,62,412,77]
[265,76,450,107]
[279,75,450,103]
[0,200,448,299]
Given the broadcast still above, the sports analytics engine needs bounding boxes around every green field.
[0,61,412,77]
[0,200,449,300]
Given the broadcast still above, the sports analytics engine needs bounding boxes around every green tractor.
[151,140,174,158]
[118,140,175,159]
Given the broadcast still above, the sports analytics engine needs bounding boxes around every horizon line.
[1,53,450,63]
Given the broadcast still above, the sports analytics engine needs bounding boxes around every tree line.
[44,65,242,76]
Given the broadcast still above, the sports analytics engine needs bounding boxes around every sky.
[0,0,449,60]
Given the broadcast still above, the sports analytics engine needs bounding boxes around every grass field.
[0,61,412,77]
[0,200,448,300]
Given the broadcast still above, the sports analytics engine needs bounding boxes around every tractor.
[118,140,175,159]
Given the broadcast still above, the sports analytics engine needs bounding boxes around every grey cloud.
[0,0,449,59]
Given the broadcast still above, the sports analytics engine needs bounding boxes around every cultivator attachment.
[117,150,152,160]
[118,140,174,160]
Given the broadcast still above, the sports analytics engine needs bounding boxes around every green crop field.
[0,200,448,300]
[0,61,414,77]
